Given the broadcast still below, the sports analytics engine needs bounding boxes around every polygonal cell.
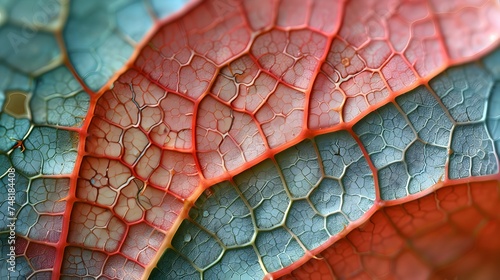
[0,252,31,279]
[196,96,233,139]
[342,161,376,220]
[0,154,10,176]
[25,242,56,270]
[449,124,498,179]
[11,127,77,176]
[255,227,305,272]
[134,144,162,180]
[339,0,387,48]
[0,113,30,153]
[140,107,162,133]
[135,21,187,89]
[343,95,368,124]
[61,247,107,278]
[314,131,376,217]
[326,212,350,236]
[171,220,224,270]
[197,96,266,178]
[406,141,447,195]
[102,254,145,279]
[235,72,278,113]
[32,66,89,127]
[308,0,341,34]
[152,249,199,279]
[204,247,264,279]
[351,213,406,258]
[186,3,251,65]
[341,70,390,122]
[242,0,274,30]
[354,103,416,169]
[486,82,500,153]
[178,55,217,99]
[323,38,365,81]
[0,62,31,108]
[286,200,329,250]
[211,55,260,102]
[29,178,69,214]
[429,63,493,123]
[15,205,38,236]
[276,0,308,27]
[381,54,417,92]
[315,130,369,179]
[116,1,153,42]
[3,90,28,119]
[308,72,344,129]
[28,271,53,278]
[256,83,305,148]
[122,127,150,166]
[0,25,60,74]
[397,86,453,147]
[404,19,446,77]
[124,69,167,106]
[284,30,329,88]
[86,117,123,158]
[150,150,199,199]
[28,215,63,243]
[140,186,184,232]
[359,40,392,69]
[68,203,127,253]
[93,78,140,128]
[114,179,146,223]
[310,178,343,216]
[433,0,500,59]
[389,1,429,51]
[0,174,28,228]
[212,61,278,114]
[77,157,132,206]
[64,0,153,90]
[121,223,164,265]
[339,0,436,91]
[378,162,409,200]
[276,140,322,198]
[190,182,254,248]
[234,159,290,229]
[354,102,450,200]
[150,92,194,150]
[251,28,327,89]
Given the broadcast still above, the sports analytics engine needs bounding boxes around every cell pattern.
[0,0,499,279]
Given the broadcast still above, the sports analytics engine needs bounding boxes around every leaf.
[0,0,499,279]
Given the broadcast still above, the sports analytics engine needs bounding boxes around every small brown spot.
[341,57,350,67]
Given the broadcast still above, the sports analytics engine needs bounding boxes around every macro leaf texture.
[1,0,500,279]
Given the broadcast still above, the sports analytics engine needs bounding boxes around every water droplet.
[184,234,191,242]
[202,211,209,217]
